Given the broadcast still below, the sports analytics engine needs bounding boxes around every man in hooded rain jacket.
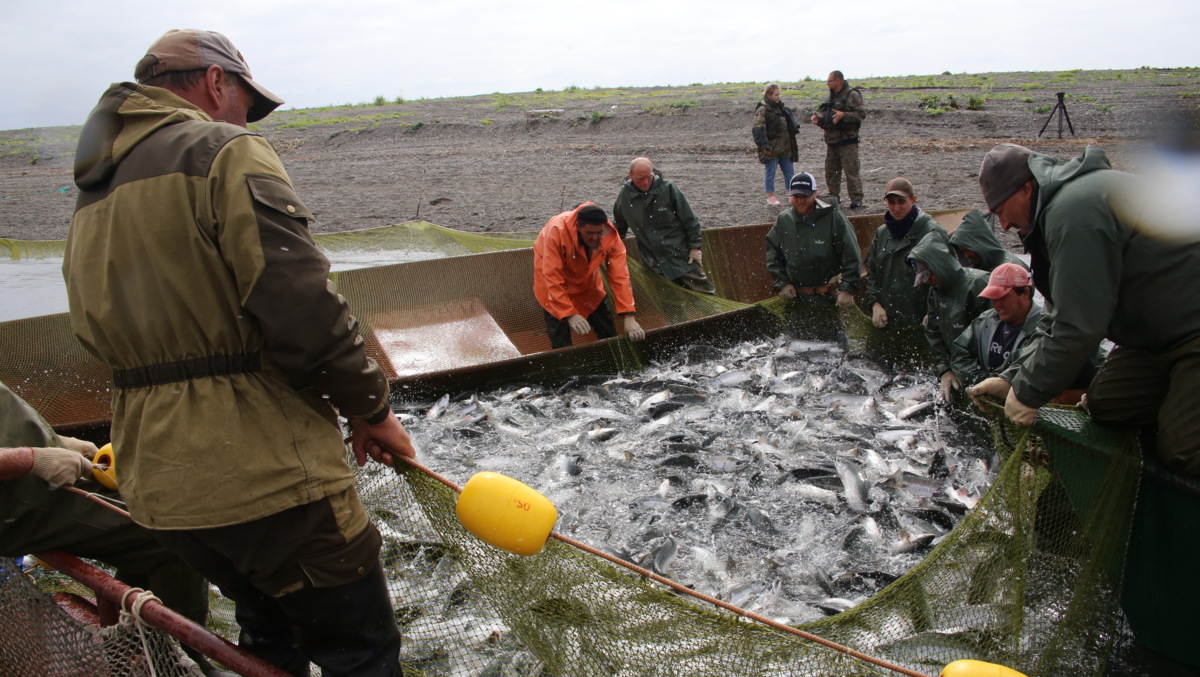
[948,209,1028,272]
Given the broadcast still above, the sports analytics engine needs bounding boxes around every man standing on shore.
[612,157,715,295]
[811,71,866,209]
[64,29,412,675]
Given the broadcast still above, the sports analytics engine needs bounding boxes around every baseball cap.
[884,177,915,199]
[979,144,1034,211]
[978,262,1033,299]
[135,29,284,123]
[788,172,817,197]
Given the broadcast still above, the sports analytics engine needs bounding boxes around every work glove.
[687,249,703,266]
[58,435,98,459]
[939,371,961,403]
[624,317,646,341]
[778,284,798,300]
[967,376,1012,410]
[871,304,888,329]
[835,291,855,308]
[567,314,591,335]
[1004,387,1038,427]
[30,447,93,490]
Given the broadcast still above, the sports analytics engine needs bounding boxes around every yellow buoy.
[941,659,1028,677]
[456,472,557,556]
[92,443,118,491]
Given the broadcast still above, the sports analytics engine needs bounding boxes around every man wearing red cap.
[969,143,1200,476]
[950,263,1042,388]
[64,30,410,675]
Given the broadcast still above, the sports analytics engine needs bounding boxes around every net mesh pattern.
[0,214,1149,676]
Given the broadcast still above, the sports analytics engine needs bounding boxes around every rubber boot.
[233,590,310,677]
[277,564,401,677]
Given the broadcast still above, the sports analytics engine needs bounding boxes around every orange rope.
[396,455,933,677]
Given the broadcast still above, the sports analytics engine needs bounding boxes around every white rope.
[119,587,162,677]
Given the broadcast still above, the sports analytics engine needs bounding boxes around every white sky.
[2,0,1197,131]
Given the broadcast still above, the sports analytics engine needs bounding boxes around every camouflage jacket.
[815,84,865,145]
[752,99,799,163]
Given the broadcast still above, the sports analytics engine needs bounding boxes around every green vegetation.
[478,118,493,126]
[589,111,605,123]
[966,95,987,110]
[644,98,698,115]
[917,92,960,115]
[1033,105,1053,113]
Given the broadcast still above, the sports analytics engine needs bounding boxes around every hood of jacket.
[1029,145,1112,231]
[74,82,216,190]
[949,209,1009,269]
[908,229,964,291]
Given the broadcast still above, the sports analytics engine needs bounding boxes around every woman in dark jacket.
[752,83,799,206]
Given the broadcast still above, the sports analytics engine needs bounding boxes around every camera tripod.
[1038,92,1076,139]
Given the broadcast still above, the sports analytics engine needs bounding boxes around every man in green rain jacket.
[948,209,1028,272]
[907,231,991,402]
[971,143,1200,476]
[864,178,948,328]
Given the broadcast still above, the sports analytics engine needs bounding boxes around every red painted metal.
[51,591,101,627]
[37,550,291,677]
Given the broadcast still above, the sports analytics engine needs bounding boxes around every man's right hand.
[30,447,93,489]
[871,304,888,329]
[778,284,797,300]
[939,371,961,403]
[349,411,416,468]
[967,377,1012,410]
[567,314,591,335]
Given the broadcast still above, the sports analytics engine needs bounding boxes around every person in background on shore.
[948,209,1027,272]
[613,157,715,295]
[765,172,861,341]
[752,83,799,207]
[864,178,948,330]
[535,203,645,348]
[968,143,1200,476]
[811,71,866,209]
[63,29,413,676]
[906,232,991,403]
[0,380,223,675]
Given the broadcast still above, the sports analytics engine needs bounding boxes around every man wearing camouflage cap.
[64,30,410,675]
[968,143,1200,477]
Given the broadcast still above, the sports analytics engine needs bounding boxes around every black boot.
[278,564,401,677]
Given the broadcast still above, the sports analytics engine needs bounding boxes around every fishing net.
[0,215,1172,676]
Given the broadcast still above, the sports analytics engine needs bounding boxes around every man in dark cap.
[863,177,948,329]
[968,143,1200,477]
[534,203,645,348]
[63,30,412,675]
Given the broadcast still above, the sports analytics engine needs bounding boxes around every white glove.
[58,436,98,459]
[778,284,797,300]
[835,291,855,308]
[687,249,703,266]
[30,447,93,489]
[624,317,646,341]
[871,304,888,329]
[939,371,961,403]
[567,314,591,335]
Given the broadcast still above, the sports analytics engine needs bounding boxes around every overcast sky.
[3,0,1196,131]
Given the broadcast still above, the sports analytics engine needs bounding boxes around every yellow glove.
[967,376,1012,410]
[871,304,888,329]
[30,447,93,490]
[1004,387,1039,427]
[939,371,961,403]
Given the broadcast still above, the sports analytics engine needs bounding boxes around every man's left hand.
[1004,388,1039,427]
[624,317,646,341]
[350,410,417,467]
[687,249,703,266]
[832,110,845,124]
[58,435,98,459]
[835,291,855,308]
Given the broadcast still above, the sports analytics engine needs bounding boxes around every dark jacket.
[752,99,799,163]
[63,83,389,529]
[864,208,949,327]
[815,84,866,145]
[1008,145,1200,407]
[951,304,1042,386]
[612,172,703,282]
[908,232,992,377]
[949,209,1027,272]
[765,200,862,297]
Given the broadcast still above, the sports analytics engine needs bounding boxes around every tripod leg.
[1038,105,1058,138]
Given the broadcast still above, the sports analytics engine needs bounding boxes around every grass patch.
[1020,83,1046,91]
[644,98,699,115]
[1033,105,1053,113]
[478,118,493,126]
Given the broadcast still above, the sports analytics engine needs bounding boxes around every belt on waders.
[112,352,262,389]
[795,283,837,296]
